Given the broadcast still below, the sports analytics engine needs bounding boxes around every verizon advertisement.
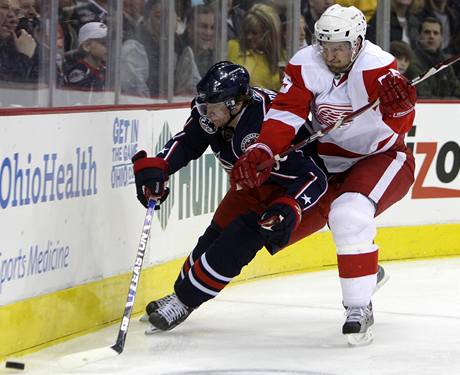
[0,103,459,305]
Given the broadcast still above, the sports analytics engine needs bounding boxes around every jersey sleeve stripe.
[163,141,179,161]
[265,108,306,128]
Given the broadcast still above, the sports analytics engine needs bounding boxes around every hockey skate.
[374,265,389,294]
[145,293,193,334]
[343,302,374,346]
[139,295,172,322]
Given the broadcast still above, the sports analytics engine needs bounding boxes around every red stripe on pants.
[337,251,378,278]
[194,259,227,290]
[184,258,191,274]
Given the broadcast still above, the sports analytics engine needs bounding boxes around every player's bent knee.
[328,193,377,251]
[204,212,265,277]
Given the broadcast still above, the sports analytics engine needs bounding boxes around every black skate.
[145,293,193,334]
[139,295,172,322]
[343,302,374,346]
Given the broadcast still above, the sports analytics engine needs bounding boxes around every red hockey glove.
[230,144,275,190]
[258,196,301,254]
[378,69,416,118]
[132,150,169,208]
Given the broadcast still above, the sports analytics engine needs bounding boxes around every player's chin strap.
[221,100,249,141]
[341,38,364,74]
[256,51,460,172]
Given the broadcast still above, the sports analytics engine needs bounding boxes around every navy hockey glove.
[258,196,301,254]
[230,144,274,190]
[378,69,416,118]
[132,150,169,208]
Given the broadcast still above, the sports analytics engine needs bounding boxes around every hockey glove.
[132,150,169,208]
[378,69,416,118]
[230,144,274,190]
[258,196,301,254]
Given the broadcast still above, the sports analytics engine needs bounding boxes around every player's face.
[320,41,353,74]
[205,102,231,128]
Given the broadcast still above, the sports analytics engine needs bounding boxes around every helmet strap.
[341,37,364,73]
[220,100,247,140]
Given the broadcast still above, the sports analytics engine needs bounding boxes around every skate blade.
[144,324,161,335]
[139,313,149,322]
[346,328,374,346]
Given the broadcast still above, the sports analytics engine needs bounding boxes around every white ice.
[4,257,460,375]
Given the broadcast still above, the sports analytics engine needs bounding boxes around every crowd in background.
[1,0,460,107]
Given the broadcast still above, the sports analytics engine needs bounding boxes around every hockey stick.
[58,199,157,369]
[257,52,460,171]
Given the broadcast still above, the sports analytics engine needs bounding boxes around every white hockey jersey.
[258,41,415,173]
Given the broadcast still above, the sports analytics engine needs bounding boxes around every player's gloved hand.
[258,196,301,254]
[132,150,169,208]
[378,69,416,118]
[230,144,275,190]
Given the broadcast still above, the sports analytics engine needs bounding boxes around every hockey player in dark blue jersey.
[132,61,329,333]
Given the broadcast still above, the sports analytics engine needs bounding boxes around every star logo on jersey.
[300,194,312,206]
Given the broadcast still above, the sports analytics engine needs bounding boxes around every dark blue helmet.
[196,61,252,105]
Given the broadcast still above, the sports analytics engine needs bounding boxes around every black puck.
[5,361,25,370]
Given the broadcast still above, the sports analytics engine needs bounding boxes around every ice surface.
[8,257,460,375]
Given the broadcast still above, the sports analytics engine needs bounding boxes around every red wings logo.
[314,103,353,128]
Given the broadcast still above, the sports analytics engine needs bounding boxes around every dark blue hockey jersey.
[157,88,328,212]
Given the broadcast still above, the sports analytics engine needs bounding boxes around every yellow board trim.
[1,223,459,359]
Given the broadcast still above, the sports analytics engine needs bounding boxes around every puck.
[5,361,25,370]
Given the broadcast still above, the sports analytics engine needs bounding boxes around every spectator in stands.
[278,14,307,74]
[227,0,245,40]
[389,40,432,96]
[63,21,106,91]
[122,0,143,41]
[59,0,78,52]
[13,0,40,41]
[412,17,460,98]
[70,0,107,32]
[0,0,38,82]
[335,0,377,21]
[228,3,283,90]
[367,0,423,47]
[121,0,176,98]
[175,5,216,96]
[416,0,460,54]
[390,40,416,75]
[303,0,335,44]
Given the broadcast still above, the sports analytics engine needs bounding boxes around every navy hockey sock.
[174,222,221,289]
[175,212,265,308]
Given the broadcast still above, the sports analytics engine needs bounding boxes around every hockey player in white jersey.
[231,4,417,345]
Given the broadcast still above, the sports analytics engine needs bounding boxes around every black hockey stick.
[58,199,157,369]
[257,52,460,171]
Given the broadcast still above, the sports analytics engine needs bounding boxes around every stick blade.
[58,346,119,369]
